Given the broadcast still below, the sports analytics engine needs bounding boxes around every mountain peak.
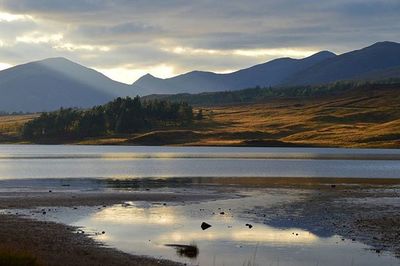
[37,57,76,65]
[303,51,336,62]
[363,41,400,51]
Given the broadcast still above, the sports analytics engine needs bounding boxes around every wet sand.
[0,190,229,266]
[0,183,400,265]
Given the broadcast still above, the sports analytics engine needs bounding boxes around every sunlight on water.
[10,196,400,266]
[0,145,400,180]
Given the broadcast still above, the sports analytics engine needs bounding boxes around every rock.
[220,212,225,215]
[201,222,212,230]
[245,223,253,229]
[102,231,105,234]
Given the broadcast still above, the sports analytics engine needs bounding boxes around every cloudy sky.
[0,0,399,84]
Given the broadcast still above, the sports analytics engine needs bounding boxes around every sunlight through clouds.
[0,62,11,70]
[54,43,111,52]
[16,32,63,44]
[95,64,175,84]
[164,46,319,59]
[0,0,398,82]
[0,12,32,22]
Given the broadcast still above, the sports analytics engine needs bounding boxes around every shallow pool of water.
[10,192,400,266]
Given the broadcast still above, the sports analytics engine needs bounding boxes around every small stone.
[201,222,212,230]
[220,212,225,215]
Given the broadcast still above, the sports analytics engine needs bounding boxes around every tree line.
[145,79,400,106]
[22,96,194,140]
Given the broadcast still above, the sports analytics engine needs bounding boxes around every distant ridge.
[132,50,337,94]
[285,41,400,85]
[0,57,135,112]
[0,41,400,112]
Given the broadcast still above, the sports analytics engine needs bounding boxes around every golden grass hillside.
[188,84,400,148]
[0,83,399,148]
[0,114,38,143]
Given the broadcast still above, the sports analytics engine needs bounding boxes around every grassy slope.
[0,114,38,143]
[199,84,400,148]
[1,84,399,148]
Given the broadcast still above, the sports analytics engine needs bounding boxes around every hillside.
[0,42,399,113]
[132,51,336,94]
[0,58,136,112]
[133,41,400,94]
[2,81,399,148]
[285,41,400,85]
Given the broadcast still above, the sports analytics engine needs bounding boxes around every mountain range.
[0,41,399,112]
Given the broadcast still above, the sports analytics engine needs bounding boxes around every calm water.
[0,145,400,180]
[2,145,400,265]
[8,191,400,266]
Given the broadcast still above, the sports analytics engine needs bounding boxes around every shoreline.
[1,139,399,149]
[0,190,228,266]
[1,182,400,265]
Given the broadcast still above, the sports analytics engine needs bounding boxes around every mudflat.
[0,182,399,265]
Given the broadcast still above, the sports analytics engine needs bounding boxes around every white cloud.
[0,12,32,22]
[54,43,111,52]
[16,32,63,44]
[164,45,318,59]
[0,0,398,83]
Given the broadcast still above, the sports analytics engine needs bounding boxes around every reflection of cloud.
[92,206,180,226]
[91,205,318,245]
[157,227,318,244]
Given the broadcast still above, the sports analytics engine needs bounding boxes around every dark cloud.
[0,0,398,83]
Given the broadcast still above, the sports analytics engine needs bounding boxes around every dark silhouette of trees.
[22,96,193,140]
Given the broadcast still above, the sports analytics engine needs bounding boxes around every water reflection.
[17,200,400,266]
[1,145,400,180]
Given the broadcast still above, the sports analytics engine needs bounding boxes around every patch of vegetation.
[21,96,194,141]
[144,80,399,106]
[0,247,40,266]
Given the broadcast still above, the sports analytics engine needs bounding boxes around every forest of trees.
[22,96,194,140]
[145,79,400,106]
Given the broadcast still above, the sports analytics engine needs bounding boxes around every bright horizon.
[0,48,322,84]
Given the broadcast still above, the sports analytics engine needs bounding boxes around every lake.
[1,144,400,265]
[0,145,400,181]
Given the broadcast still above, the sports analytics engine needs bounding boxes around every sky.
[0,0,399,84]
